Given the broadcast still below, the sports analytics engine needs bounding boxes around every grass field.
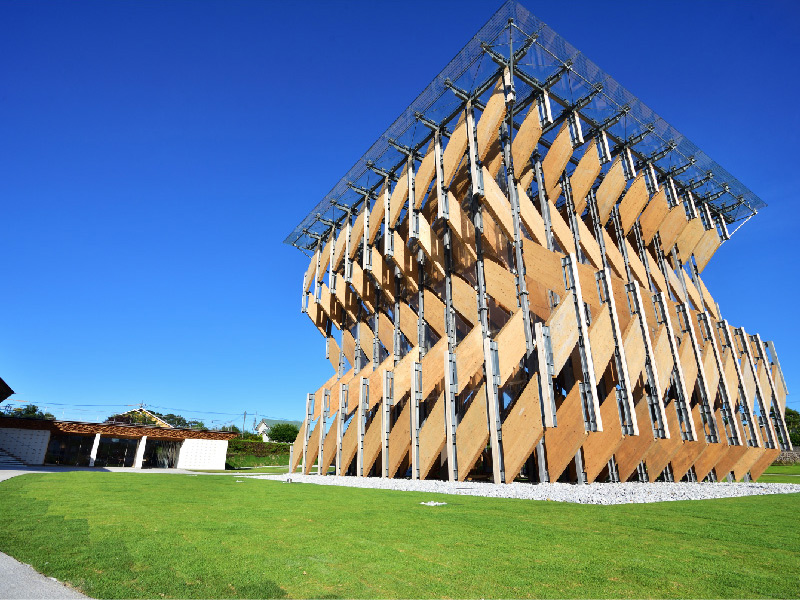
[0,472,798,599]
[757,464,800,484]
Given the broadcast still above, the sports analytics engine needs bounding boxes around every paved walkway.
[0,552,87,599]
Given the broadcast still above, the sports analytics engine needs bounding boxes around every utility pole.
[242,411,247,437]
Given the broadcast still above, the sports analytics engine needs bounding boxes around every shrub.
[227,439,291,456]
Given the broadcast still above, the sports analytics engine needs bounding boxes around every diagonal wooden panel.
[658,205,688,253]
[484,257,519,313]
[388,399,411,477]
[418,392,447,479]
[639,189,669,244]
[303,420,321,474]
[676,218,705,263]
[456,384,490,481]
[622,314,646,382]
[571,139,602,214]
[670,405,708,479]
[320,417,338,474]
[455,326,484,394]
[523,238,567,296]
[476,78,506,164]
[361,412,382,476]
[367,180,388,246]
[750,448,780,480]
[452,274,479,327]
[441,113,469,187]
[517,185,547,246]
[420,338,448,400]
[693,228,722,272]
[481,165,515,240]
[615,392,658,481]
[339,415,359,474]
[583,385,625,483]
[513,101,543,190]
[348,213,365,262]
[342,329,356,368]
[618,173,650,234]
[290,420,306,472]
[501,375,545,482]
[316,234,334,283]
[547,292,579,375]
[693,415,728,481]
[541,122,573,201]
[602,229,629,281]
[544,385,589,481]
[653,325,673,393]
[714,442,748,481]
[595,157,626,225]
[644,400,683,481]
[733,446,765,481]
[387,162,409,230]
[588,308,614,381]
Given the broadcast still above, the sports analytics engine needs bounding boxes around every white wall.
[176,439,228,470]
[0,428,50,465]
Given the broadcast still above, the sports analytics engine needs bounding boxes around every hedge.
[227,439,291,456]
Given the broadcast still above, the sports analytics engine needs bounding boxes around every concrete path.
[0,552,87,599]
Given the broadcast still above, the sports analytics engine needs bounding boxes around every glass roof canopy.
[285,1,765,253]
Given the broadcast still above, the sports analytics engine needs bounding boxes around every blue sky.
[1,0,798,427]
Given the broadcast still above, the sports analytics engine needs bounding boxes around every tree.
[105,409,205,430]
[267,423,299,443]
[785,407,800,447]
[4,404,55,420]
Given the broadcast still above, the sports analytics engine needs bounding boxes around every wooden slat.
[361,412,382,475]
[676,218,705,263]
[588,308,614,381]
[455,326,484,394]
[751,448,781,480]
[387,399,411,477]
[618,173,649,234]
[387,163,409,230]
[513,101,543,190]
[456,384,490,481]
[418,393,447,479]
[658,205,688,253]
[615,393,658,481]
[348,211,365,260]
[595,157,625,225]
[452,274,479,327]
[481,165,514,240]
[541,122,573,201]
[484,257,519,313]
[339,414,359,474]
[571,139,602,214]
[639,189,669,244]
[517,185,547,246]
[644,402,682,481]
[733,446,765,481]
[544,385,589,480]
[367,181,387,246]
[342,329,356,368]
[316,234,334,283]
[441,113,469,187]
[501,375,544,482]
[303,421,321,474]
[320,418,338,474]
[548,292,579,375]
[476,78,506,164]
[693,228,722,272]
[583,385,625,483]
[327,337,342,373]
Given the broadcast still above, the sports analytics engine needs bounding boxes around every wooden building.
[284,2,792,485]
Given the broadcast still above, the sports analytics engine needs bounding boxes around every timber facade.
[285,2,792,485]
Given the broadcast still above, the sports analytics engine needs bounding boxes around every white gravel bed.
[255,473,800,505]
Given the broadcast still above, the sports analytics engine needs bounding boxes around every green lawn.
[758,463,800,484]
[0,472,798,599]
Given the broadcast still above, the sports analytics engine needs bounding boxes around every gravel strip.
[255,473,800,505]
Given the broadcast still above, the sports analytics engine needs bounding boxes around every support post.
[336,384,348,475]
[89,433,101,467]
[357,377,369,475]
[318,389,330,475]
[382,371,393,478]
[410,361,422,480]
[134,435,147,469]
[302,393,313,473]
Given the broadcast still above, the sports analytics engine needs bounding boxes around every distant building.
[0,416,237,470]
